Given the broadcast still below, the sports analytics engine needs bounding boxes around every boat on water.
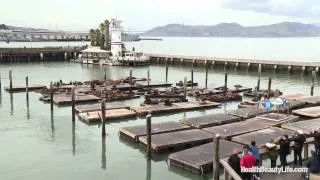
[105,51,149,66]
[77,46,111,65]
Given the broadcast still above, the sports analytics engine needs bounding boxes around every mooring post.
[205,64,209,89]
[50,82,53,112]
[165,65,168,83]
[0,73,2,90]
[146,113,152,158]
[25,76,29,101]
[267,77,272,99]
[257,66,261,92]
[191,68,194,89]
[183,77,187,100]
[213,134,221,180]
[9,69,12,92]
[101,100,106,137]
[147,69,150,91]
[224,73,228,94]
[311,70,316,96]
[129,69,133,84]
[71,86,76,122]
[104,66,107,81]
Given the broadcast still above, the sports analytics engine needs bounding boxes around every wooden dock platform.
[168,140,243,174]
[293,106,320,118]
[300,96,320,105]
[119,121,191,142]
[4,84,46,92]
[246,113,299,126]
[132,102,221,115]
[52,93,101,105]
[75,104,130,113]
[202,120,269,139]
[179,113,242,128]
[282,118,320,134]
[135,81,172,88]
[78,108,137,123]
[281,93,309,101]
[231,127,295,147]
[227,107,266,118]
[138,129,213,152]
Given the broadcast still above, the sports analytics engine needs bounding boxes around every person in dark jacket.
[293,130,306,166]
[279,134,290,170]
[313,128,320,153]
[302,150,320,179]
[228,150,241,179]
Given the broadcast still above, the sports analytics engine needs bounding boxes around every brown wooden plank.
[231,127,295,148]
[246,113,299,126]
[78,108,136,123]
[75,104,130,113]
[180,113,242,128]
[119,121,192,142]
[293,106,320,118]
[300,96,320,105]
[53,93,101,105]
[168,140,243,174]
[282,118,320,134]
[138,129,213,152]
[281,93,309,101]
[202,120,269,138]
[227,107,267,118]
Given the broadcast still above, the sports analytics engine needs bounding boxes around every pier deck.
[246,113,299,126]
[282,118,320,133]
[135,81,172,88]
[138,129,213,152]
[179,113,242,128]
[78,108,136,123]
[75,104,130,113]
[231,127,295,147]
[168,140,243,174]
[53,93,101,105]
[4,84,46,92]
[300,96,320,105]
[281,93,309,101]
[119,121,191,142]
[293,106,320,118]
[202,120,269,139]
[227,107,266,118]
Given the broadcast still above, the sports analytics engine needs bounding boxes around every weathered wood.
[138,129,213,152]
[202,120,269,139]
[129,69,133,84]
[146,114,152,158]
[52,93,101,105]
[257,66,261,91]
[293,106,320,118]
[281,93,309,101]
[220,159,242,180]
[71,86,76,122]
[104,66,107,81]
[165,65,168,83]
[101,100,106,137]
[213,135,221,180]
[78,108,136,124]
[300,96,320,105]
[205,64,208,89]
[183,77,187,99]
[247,113,299,126]
[267,77,272,99]
[147,69,150,90]
[179,113,242,128]
[9,69,12,92]
[311,71,315,96]
[25,76,29,94]
[75,104,130,113]
[227,107,266,118]
[282,118,320,134]
[4,84,46,92]
[50,82,53,111]
[168,140,243,174]
[119,121,191,142]
[135,81,172,88]
[231,127,295,148]
[224,73,228,94]
[191,68,194,89]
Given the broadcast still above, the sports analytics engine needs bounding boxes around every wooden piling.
[72,86,76,122]
[146,114,152,158]
[184,77,187,100]
[147,69,150,90]
[224,73,228,94]
[257,67,261,92]
[191,68,194,89]
[267,77,272,99]
[9,69,12,92]
[0,73,2,90]
[165,65,168,83]
[311,70,315,96]
[26,76,29,101]
[213,134,221,180]
[50,82,53,112]
[130,69,133,84]
[205,64,208,89]
[101,100,106,137]
[104,66,107,81]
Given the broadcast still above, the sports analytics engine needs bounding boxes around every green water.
[0,62,318,180]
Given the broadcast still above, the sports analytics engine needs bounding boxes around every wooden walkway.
[231,127,295,147]
[78,108,136,124]
[4,84,46,92]
[168,140,243,174]
[293,106,320,118]
[179,113,242,128]
[202,120,269,139]
[75,104,130,113]
[138,129,213,152]
[227,107,266,118]
[282,118,320,133]
[119,121,191,142]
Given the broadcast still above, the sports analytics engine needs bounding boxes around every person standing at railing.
[265,139,278,168]
[293,130,306,166]
[228,150,241,180]
[279,134,290,170]
[240,144,256,180]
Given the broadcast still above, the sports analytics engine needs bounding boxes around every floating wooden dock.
[4,84,46,92]
[52,93,101,105]
[227,107,266,118]
[281,93,309,101]
[282,118,320,134]
[168,140,243,174]
[135,81,172,88]
[231,127,295,147]
[202,120,269,139]
[138,129,213,152]
[75,104,130,113]
[132,102,221,115]
[293,106,320,118]
[179,113,242,128]
[246,113,299,126]
[119,121,191,142]
[300,96,320,105]
[78,108,136,123]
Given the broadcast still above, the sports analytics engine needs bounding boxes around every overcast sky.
[1,0,319,31]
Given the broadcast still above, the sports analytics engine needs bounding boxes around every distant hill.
[0,24,49,31]
[144,22,320,37]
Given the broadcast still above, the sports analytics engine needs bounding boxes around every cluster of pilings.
[148,55,320,75]
[0,46,85,63]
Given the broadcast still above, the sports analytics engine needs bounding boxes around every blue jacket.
[249,145,260,161]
